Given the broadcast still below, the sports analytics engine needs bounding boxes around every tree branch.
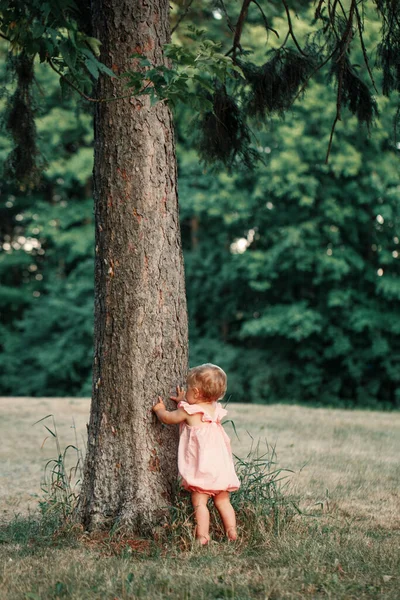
[325,0,357,162]
[217,0,236,35]
[171,0,195,36]
[48,59,153,104]
[278,30,290,51]
[292,46,338,104]
[327,0,341,42]
[315,0,325,20]
[252,0,279,39]
[354,0,379,94]
[337,0,349,21]
[281,0,308,56]
[232,0,252,57]
[325,114,339,163]
[48,59,100,102]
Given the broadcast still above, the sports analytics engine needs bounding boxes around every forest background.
[0,1,399,408]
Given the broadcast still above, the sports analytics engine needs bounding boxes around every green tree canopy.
[0,1,399,407]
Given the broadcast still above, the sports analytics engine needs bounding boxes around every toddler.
[153,363,240,545]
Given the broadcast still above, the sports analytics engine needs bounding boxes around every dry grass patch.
[227,403,400,531]
[0,397,89,518]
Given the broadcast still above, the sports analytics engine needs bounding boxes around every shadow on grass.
[0,510,82,555]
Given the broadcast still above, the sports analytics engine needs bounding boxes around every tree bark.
[80,0,188,533]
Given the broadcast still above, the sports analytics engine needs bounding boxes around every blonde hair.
[187,363,227,402]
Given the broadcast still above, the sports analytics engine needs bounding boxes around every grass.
[0,398,399,599]
[33,414,83,519]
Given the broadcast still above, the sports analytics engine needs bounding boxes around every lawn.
[1,398,399,599]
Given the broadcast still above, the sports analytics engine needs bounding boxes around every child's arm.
[153,396,187,425]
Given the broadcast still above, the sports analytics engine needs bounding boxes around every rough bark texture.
[80,0,188,533]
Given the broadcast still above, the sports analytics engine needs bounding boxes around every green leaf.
[231,64,245,78]
[59,40,77,69]
[85,58,99,79]
[32,21,46,39]
[48,28,59,45]
[193,75,215,93]
[85,37,102,57]
[44,425,56,437]
[33,415,54,426]
[42,3,52,19]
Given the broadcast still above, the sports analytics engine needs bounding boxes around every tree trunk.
[80,0,188,533]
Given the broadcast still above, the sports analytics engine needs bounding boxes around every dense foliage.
[0,3,399,407]
[3,0,400,174]
[179,87,400,408]
[0,56,94,396]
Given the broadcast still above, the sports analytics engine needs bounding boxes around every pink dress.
[177,400,240,496]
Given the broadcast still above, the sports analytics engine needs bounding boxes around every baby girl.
[153,363,240,544]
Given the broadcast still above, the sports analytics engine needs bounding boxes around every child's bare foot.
[196,534,210,546]
[226,527,237,541]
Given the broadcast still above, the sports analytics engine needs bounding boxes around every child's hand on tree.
[170,385,186,403]
[153,396,165,413]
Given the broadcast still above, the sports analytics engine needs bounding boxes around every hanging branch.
[232,0,252,57]
[354,1,378,93]
[5,52,44,187]
[336,0,349,21]
[315,0,325,20]
[171,0,195,35]
[281,0,308,56]
[225,0,280,59]
[292,46,339,104]
[278,30,290,50]
[252,0,279,40]
[325,0,357,163]
[217,0,236,35]
[327,0,341,42]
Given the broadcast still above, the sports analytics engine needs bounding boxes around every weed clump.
[34,414,83,520]
[232,440,298,546]
[0,415,85,553]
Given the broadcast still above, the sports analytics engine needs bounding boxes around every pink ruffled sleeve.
[216,402,228,421]
[178,401,213,422]
[178,400,205,415]
[178,400,228,422]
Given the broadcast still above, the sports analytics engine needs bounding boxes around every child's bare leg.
[213,491,237,541]
[191,492,210,544]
